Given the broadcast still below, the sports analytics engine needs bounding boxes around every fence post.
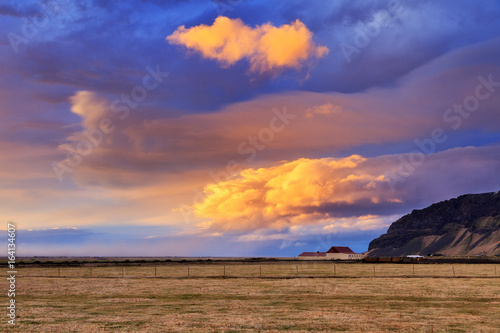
[296,266,298,276]
[259,265,261,277]
[452,265,455,277]
[334,265,336,277]
[412,264,415,276]
[495,265,497,276]
[373,265,376,277]
[155,265,157,277]
[58,267,60,277]
[90,267,92,278]
[224,266,226,277]
[187,266,189,277]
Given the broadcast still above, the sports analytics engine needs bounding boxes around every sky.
[1,0,500,257]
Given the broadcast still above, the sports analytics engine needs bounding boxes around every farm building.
[297,251,327,260]
[298,246,363,260]
[326,246,363,260]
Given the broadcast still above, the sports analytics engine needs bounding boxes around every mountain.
[367,191,500,257]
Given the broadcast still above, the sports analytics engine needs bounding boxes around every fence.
[10,263,500,279]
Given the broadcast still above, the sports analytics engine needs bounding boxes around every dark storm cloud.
[4,0,500,113]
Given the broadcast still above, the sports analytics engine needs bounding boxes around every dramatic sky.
[1,0,500,256]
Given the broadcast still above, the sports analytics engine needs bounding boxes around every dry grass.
[14,263,500,278]
[1,264,499,332]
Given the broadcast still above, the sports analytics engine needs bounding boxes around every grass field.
[10,262,500,278]
[1,263,500,332]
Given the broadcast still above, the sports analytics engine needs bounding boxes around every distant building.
[297,251,327,260]
[326,246,363,260]
[298,246,363,260]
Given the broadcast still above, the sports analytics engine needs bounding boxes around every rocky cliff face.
[367,192,500,257]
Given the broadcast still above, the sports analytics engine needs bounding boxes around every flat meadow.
[1,262,499,332]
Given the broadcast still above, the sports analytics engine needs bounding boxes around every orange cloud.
[305,103,342,118]
[193,155,398,232]
[69,91,109,129]
[57,87,435,190]
[166,16,328,74]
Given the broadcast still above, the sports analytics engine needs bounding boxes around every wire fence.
[9,263,500,279]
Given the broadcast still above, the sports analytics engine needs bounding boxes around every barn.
[298,246,363,260]
[326,246,363,260]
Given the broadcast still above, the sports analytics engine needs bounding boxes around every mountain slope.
[367,191,500,256]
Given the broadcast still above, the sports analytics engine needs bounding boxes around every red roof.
[299,252,327,257]
[327,246,355,254]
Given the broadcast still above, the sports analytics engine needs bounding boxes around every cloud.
[0,223,387,256]
[0,227,95,244]
[166,16,328,74]
[192,145,500,233]
[305,103,341,118]
[2,0,500,258]
[69,91,109,129]
[55,52,500,190]
[56,86,427,189]
[193,155,398,232]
